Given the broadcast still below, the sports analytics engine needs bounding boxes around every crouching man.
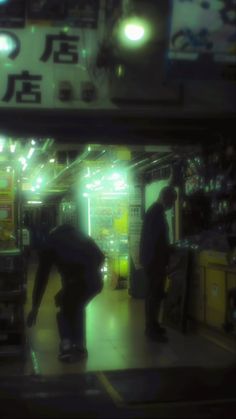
[27,222,105,362]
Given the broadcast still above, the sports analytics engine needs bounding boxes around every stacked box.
[0,171,15,250]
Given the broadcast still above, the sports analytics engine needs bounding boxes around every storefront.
[0,2,235,415]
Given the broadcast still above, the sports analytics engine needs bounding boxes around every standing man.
[27,223,105,362]
[139,185,177,341]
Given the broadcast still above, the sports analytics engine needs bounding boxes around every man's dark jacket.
[139,202,170,272]
[32,224,105,310]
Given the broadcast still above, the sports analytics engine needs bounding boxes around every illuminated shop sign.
[0,31,82,105]
[0,26,112,109]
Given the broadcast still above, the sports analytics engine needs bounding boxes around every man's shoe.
[145,329,169,342]
[58,340,72,362]
[154,323,167,335]
[145,323,167,336]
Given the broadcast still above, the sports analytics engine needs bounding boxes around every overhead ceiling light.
[27,148,34,159]
[10,143,16,153]
[27,201,42,205]
[19,157,26,165]
[0,137,6,153]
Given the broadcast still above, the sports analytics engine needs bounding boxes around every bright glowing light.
[116,64,125,78]
[83,192,89,197]
[37,177,42,184]
[118,17,151,48]
[102,192,128,196]
[88,197,91,236]
[88,145,91,152]
[19,157,26,165]
[49,158,55,163]
[31,139,36,145]
[27,147,34,159]
[0,136,5,152]
[84,167,91,178]
[27,201,42,205]
[6,167,11,173]
[124,23,145,41]
[0,36,9,51]
[10,143,16,153]
[110,173,121,180]
[0,33,16,55]
[115,180,126,190]
[31,187,35,192]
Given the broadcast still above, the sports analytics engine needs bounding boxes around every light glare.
[124,23,145,41]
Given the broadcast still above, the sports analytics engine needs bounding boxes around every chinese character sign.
[2,71,42,104]
[0,26,112,109]
[40,32,80,64]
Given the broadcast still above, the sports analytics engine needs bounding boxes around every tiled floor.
[24,258,236,376]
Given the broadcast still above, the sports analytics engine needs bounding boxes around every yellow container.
[112,256,129,278]
[188,266,205,323]
[205,268,226,329]
[227,272,236,292]
[113,209,128,234]
[199,250,227,267]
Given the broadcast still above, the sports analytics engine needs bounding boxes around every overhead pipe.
[128,152,174,174]
[46,147,92,188]
[54,148,108,184]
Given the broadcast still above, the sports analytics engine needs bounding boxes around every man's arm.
[32,249,54,309]
[27,249,54,327]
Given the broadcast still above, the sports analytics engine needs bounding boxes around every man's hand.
[26,308,38,328]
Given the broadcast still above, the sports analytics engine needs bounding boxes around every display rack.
[0,249,26,358]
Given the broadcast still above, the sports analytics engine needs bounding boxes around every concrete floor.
[23,258,235,376]
[1,257,235,418]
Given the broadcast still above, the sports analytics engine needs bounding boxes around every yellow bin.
[205,268,226,329]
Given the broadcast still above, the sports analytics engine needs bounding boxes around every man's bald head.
[158,186,177,210]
